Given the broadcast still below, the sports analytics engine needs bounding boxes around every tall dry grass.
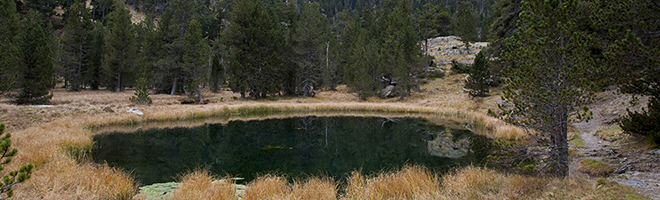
[342,165,440,199]
[168,170,236,200]
[241,175,337,200]
[440,166,546,199]
[243,175,288,200]
[14,154,136,199]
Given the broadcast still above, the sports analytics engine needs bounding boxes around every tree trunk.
[115,71,121,92]
[196,85,202,103]
[171,76,177,95]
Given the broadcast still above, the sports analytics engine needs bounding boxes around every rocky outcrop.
[427,132,471,158]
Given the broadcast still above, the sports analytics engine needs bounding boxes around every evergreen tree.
[380,0,421,97]
[87,24,105,90]
[347,30,376,100]
[455,1,478,49]
[129,65,152,105]
[182,19,209,103]
[224,0,287,99]
[0,0,20,93]
[17,12,54,105]
[293,3,331,97]
[59,0,93,91]
[467,51,489,97]
[157,0,215,95]
[104,1,136,92]
[417,3,452,71]
[594,0,660,145]
[501,0,595,177]
[488,0,521,74]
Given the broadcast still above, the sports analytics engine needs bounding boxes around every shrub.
[130,74,152,105]
[0,123,34,198]
[466,51,490,97]
[619,97,660,146]
[451,59,470,74]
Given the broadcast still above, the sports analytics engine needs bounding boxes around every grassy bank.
[6,101,643,199]
[4,102,525,199]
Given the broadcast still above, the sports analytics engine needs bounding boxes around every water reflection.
[92,116,491,185]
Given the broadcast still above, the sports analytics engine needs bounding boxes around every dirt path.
[570,91,660,199]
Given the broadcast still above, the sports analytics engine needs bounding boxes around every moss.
[570,134,585,148]
[578,159,614,177]
[595,125,625,142]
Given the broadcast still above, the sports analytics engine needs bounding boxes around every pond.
[92,116,492,185]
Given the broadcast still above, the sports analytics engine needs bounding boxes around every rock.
[427,132,471,158]
[459,88,470,94]
[647,149,660,155]
[380,85,395,98]
[103,107,114,113]
[33,105,55,108]
[127,108,143,116]
[618,180,649,186]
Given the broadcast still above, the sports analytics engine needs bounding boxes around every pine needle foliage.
[500,0,596,177]
[17,11,54,105]
[129,67,152,105]
[467,51,490,97]
[0,123,34,198]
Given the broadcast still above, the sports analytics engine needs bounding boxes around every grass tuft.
[578,159,614,177]
[168,170,236,200]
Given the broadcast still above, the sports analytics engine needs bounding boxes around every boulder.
[127,108,143,116]
[459,88,470,94]
[380,85,396,98]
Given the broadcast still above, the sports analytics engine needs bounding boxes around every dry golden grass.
[14,154,136,199]
[342,165,440,199]
[440,166,546,199]
[287,177,337,200]
[168,170,237,200]
[243,175,288,200]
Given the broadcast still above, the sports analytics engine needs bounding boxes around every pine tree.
[347,30,376,100]
[594,0,660,146]
[0,0,20,93]
[224,0,286,99]
[0,123,34,198]
[455,1,478,49]
[17,12,54,105]
[182,19,209,103]
[87,24,105,90]
[104,1,136,92]
[380,0,420,97]
[129,65,152,105]
[60,0,93,91]
[467,51,490,97]
[501,0,595,177]
[293,3,330,97]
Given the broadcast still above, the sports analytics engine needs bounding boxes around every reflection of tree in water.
[92,117,492,185]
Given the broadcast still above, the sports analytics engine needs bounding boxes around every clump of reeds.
[168,170,236,200]
[440,165,546,199]
[288,177,337,200]
[342,165,440,199]
[239,175,337,200]
[242,175,288,200]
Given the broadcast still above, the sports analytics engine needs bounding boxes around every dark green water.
[92,116,492,185]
